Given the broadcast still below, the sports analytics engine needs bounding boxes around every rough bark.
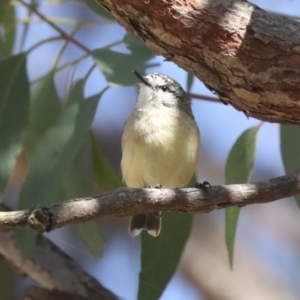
[0,169,299,232]
[96,0,300,124]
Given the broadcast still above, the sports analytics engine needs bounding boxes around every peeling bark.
[96,0,300,123]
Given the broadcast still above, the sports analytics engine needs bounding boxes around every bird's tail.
[128,212,161,237]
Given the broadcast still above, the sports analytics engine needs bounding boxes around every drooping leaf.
[84,0,115,21]
[25,72,62,153]
[280,124,300,207]
[93,48,154,86]
[139,213,193,300]
[0,0,15,58]
[16,228,37,260]
[56,135,104,258]
[18,82,106,209]
[0,54,29,201]
[123,33,154,62]
[186,72,194,92]
[91,132,122,190]
[54,135,93,201]
[225,125,260,268]
[77,221,104,259]
[138,175,195,300]
[62,159,105,260]
[225,126,259,185]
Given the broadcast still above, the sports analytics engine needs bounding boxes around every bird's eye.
[161,86,169,92]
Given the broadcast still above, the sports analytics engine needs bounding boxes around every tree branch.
[1,170,299,232]
[96,0,300,124]
[0,226,119,299]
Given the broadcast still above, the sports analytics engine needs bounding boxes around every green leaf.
[16,228,37,260]
[225,125,259,268]
[18,82,106,209]
[93,48,153,86]
[77,221,104,259]
[91,132,122,190]
[280,124,300,207]
[0,54,29,201]
[139,213,193,300]
[123,33,154,62]
[0,0,15,58]
[187,173,197,188]
[25,72,62,153]
[186,72,194,92]
[57,135,104,258]
[60,137,93,199]
[225,207,240,268]
[225,126,259,185]
[138,175,195,299]
[84,0,115,20]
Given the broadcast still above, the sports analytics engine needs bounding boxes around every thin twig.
[26,36,63,53]
[84,63,97,81]
[188,93,220,103]
[18,0,92,54]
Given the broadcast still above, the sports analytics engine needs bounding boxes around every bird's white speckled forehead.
[144,73,177,86]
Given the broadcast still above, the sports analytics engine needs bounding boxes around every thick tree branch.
[96,0,300,124]
[0,226,119,300]
[0,170,299,232]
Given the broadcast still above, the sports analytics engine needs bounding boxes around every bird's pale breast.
[121,106,200,188]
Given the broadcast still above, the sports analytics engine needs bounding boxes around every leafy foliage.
[138,175,196,299]
[139,213,193,300]
[225,125,260,267]
[25,73,61,154]
[280,125,300,207]
[91,132,123,190]
[18,82,104,209]
[0,0,15,59]
[0,54,29,202]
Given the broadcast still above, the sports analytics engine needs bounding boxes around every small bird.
[121,71,200,237]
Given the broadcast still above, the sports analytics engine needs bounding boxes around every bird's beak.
[133,70,151,87]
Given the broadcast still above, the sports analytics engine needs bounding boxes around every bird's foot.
[155,184,164,190]
[195,181,211,190]
[147,184,164,190]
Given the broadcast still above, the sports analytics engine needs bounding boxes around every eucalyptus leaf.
[84,0,115,21]
[77,221,104,259]
[280,124,300,207]
[18,82,105,209]
[186,72,194,92]
[139,213,193,300]
[16,228,37,260]
[0,54,29,201]
[225,126,259,184]
[123,33,154,61]
[60,136,93,200]
[225,125,259,268]
[25,72,62,153]
[59,136,105,258]
[93,48,153,86]
[0,0,15,58]
[138,175,195,300]
[91,132,122,190]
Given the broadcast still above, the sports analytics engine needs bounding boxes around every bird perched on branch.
[121,71,200,237]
